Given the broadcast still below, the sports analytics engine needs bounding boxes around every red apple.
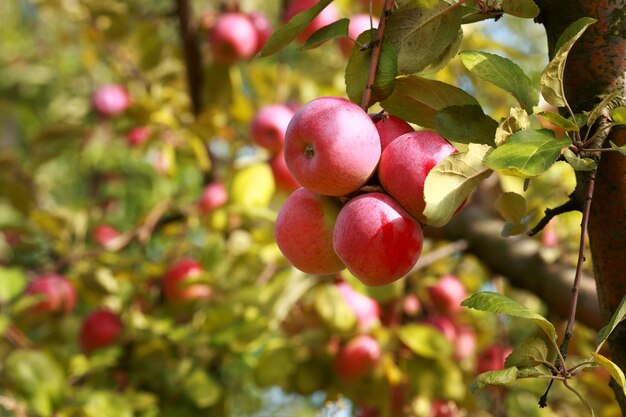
[431,401,460,417]
[247,11,273,53]
[285,0,340,43]
[476,344,513,374]
[79,309,123,352]
[334,334,381,380]
[542,219,559,247]
[336,281,380,331]
[199,181,228,213]
[162,259,212,302]
[427,275,467,315]
[24,275,76,314]
[378,131,456,223]
[270,151,300,193]
[422,316,457,342]
[250,104,295,153]
[209,12,258,64]
[274,188,345,275]
[127,126,151,146]
[333,193,423,286]
[402,293,421,317]
[339,14,379,57]
[453,324,477,361]
[373,114,414,150]
[92,84,130,117]
[92,224,121,249]
[284,96,381,196]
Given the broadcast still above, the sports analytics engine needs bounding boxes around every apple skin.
[92,224,120,249]
[79,309,123,352]
[162,259,212,302]
[373,115,414,150]
[92,84,130,117]
[339,14,379,57]
[127,126,151,146]
[25,275,76,314]
[274,188,345,275]
[250,104,295,153]
[476,344,513,374]
[270,151,300,193]
[284,96,381,196]
[285,0,340,43]
[378,131,456,223]
[247,11,273,53]
[198,181,228,213]
[336,281,380,331]
[427,275,467,315]
[333,193,423,286]
[209,13,258,64]
[334,334,381,380]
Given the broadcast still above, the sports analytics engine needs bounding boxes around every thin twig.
[527,197,580,236]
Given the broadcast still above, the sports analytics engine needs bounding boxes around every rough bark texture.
[536,0,626,411]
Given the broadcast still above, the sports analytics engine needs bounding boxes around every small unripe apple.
[162,259,212,302]
[250,104,295,153]
[92,84,130,117]
[285,0,340,43]
[378,131,456,223]
[127,126,151,146]
[333,193,423,286]
[372,114,414,150]
[209,12,259,64]
[24,275,76,314]
[247,11,273,53]
[476,344,513,374]
[334,334,381,380]
[336,281,380,331]
[92,224,120,250]
[339,14,379,57]
[427,275,467,315]
[79,309,123,352]
[199,181,228,214]
[284,96,380,196]
[270,151,300,193]
[274,188,345,275]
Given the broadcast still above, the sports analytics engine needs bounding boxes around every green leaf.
[586,91,619,128]
[396,0,440,7]
[314,284,357,332]
[461,51,538,112]
[420,29,463,75]
[0,266,27,303]
[435,105,498,147]
[260,0,335,57]
[381,75,478,128]
[591,353,626,397]
[386,1,462,75]
[345,29,398,107]
[461,291,558,341]
[495,192,526,224]
[82,391,134,417]
[300,18,349,50]
[484,129,571,178]
[183,368,222,408]
[501,0,540,18]
[423,144,493,227]
[496,107,531,145]
[610,140,626,156]
[563,149,597,171]
[612,107,626,125]
[470,367,518,392]
[596,295,626,351]
[541,17,597,107]
[230,163,275,208]
[397,324,452,359]
[505,337,549,368]
[537,111,579,131]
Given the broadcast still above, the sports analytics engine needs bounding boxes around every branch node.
[527,198,580,236]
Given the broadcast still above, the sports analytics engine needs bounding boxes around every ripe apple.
[92,224,120,249]
[333,192,423,286]
[270,151,300,193]
[209,12,258,64]
[250,104,295,153]
[378,131,456,223]
[402,293,421,317]
[285,0,340,43]
[24,275,76,314]
[373,114,414,150]
[274,188,345,275]
[476,344,513,374]
[199,181,228,213]
[453,324,477,361]
[336,281,380,331]
[426,275,467,315]
[339,14,379,57]
[79,309,123,352]
[284,96,380,196]
[162,259,212,301]
[247,11,273,53]
[334,334,381,380]
[92,84,130,117]
[127,126,151,146]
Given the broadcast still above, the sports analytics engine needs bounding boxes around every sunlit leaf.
[612,107,626,125]
[0,266,27,302]
[501,0,540,18]
[536,111,579,131]
[230,163,275,208]
[563,149,597,171]
[505,337,549,368]
[495,192,526,224]
[496,107,530,145]
[470,367,518,392]
[397,324,452,359]
[596,295,626,351]
[591,353,626,397]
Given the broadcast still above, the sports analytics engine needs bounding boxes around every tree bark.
[536,0,626,412]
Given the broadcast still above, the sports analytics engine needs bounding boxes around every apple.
[284,96,381,196]
[334,334,381,380]
[284,0,340,43]
[476,344,513,374]
[127,126,151,146]
[422,316,457,342]
[247,11,273,53]
[373,114,414,150]
[79,309,123,352]
[378,131,456,223]
[270,151,300,193]
[542,219,559,247]
[250,104,295,153]
[92,224,120,249]
[426,275,467,315]
[209,12,258,64]
[402,293,421,317]
[336,281,380,331]
[453,324,477,361]
[339,14,379,57]
[199,181,228,213]
[274,188,345,275]
[333,192,423,286]
[162,259,212,301]
[430,401,460,417]
[24,275,76,314]
[92,84,130,117]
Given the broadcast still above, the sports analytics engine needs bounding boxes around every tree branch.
[527,197,580,236]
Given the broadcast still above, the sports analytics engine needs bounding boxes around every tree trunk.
[536,0,626,412]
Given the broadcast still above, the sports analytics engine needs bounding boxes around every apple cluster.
[274,96,458,286]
